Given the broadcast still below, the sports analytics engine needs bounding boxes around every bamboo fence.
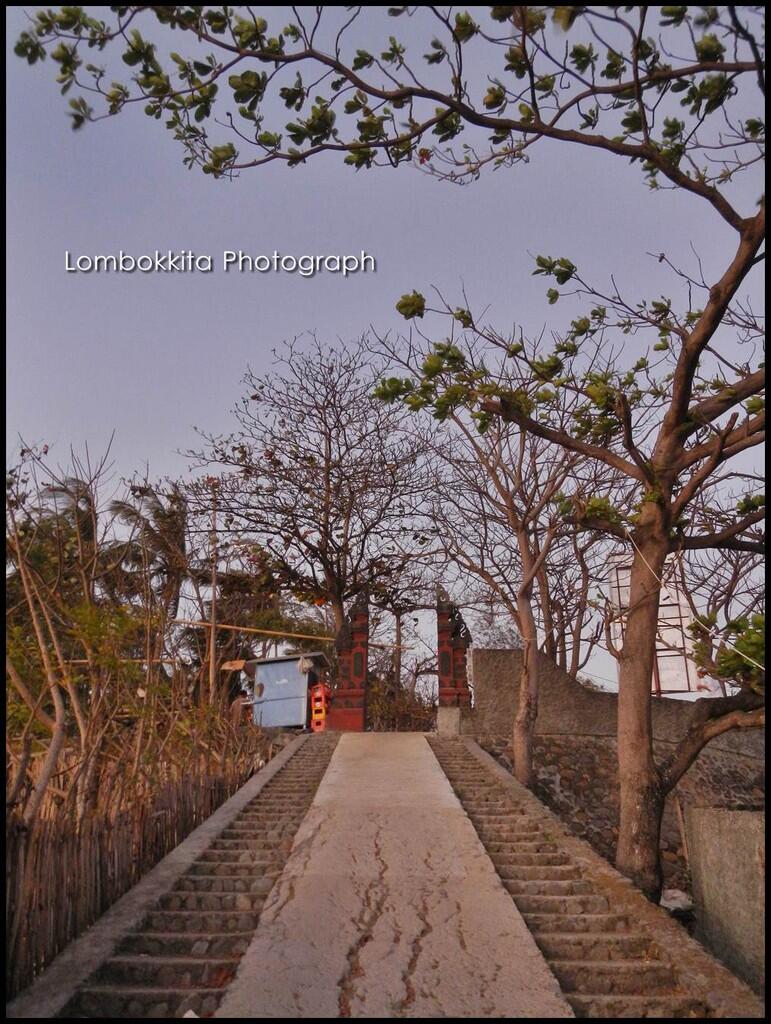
[6,742,274,1000]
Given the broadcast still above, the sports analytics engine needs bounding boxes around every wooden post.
[208,483,218,704]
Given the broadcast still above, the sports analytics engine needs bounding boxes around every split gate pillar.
[436,586,472,735]
[327,589,369,731]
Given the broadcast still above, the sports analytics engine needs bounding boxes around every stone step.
[237,807,307,816]
[188,859,278,876]
[60,985,221,1019]
[52,735,340,1019]
[502,878,594,897]
[225,816,303,828]
[173,874,276,894]
[484,840,559,853]
[92,955,238,988]
[210,837,288,850]
[202,841,277,856]
[507,892,611,915]
[141,908,262,933]
[218,825,293,839]
[245,791,306,799]
[523,912,631,934]
[469,817,542,831]
[118,931,254,959]
[460,800,514,810]
[474,826,546,840]
[243,794,307,802]
[534,932,656,961]
[549,959,677,995]
[471,814,541,828]
[490,851,571,867]
[565,993,709,1018]
[159,890,266,912]
[496,863,581,881]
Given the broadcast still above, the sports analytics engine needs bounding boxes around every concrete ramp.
[216,733,572,1018]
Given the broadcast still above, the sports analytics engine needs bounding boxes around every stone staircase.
[58,733,340,1019]
[430,737,733,1019]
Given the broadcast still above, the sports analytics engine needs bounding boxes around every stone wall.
[685,808,765,995]
[468,649,764,892]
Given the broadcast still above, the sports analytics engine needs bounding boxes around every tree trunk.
[513,592,539,787]
[331,597,345,635]
[614,528,668,901]
[394,613,402,690]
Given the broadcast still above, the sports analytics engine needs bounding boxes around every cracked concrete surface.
[215,733,572,1018]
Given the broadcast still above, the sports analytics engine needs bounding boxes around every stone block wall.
[469,649,764,892]
[685,808,765,995]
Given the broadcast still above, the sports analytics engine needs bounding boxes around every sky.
[6,7,764,691]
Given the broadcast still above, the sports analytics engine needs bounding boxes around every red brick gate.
[326,589,369,732]
[436,585,472,709]
[326,586,472,731]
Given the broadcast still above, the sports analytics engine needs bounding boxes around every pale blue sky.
[8,6,761,480]
[6,7,764,688]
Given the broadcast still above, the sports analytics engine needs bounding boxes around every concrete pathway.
[216,733,572,1018]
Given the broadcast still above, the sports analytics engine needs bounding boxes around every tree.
[17,5,765,899]
[382,336,612,783]
[5,444,277,998]
[187,336,428,636]
[637,545,765,800]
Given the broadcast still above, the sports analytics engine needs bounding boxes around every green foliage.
[660,6,688,27]
[395,291,426,320]
[433,108,463,142]
[229,70,267,107]
[583,496,622,524]
[380,35,406,65]
[424,39,447,65]
[745,118,765,139]
[680,74,734,116]
[694,33,725,63]
[531,354,563,382]
[533,255,577,285]
[452,12,478,44]
[352,49,374,71]
[601,49,626,81]
[505,44,529,78]
[744,396,765,415]
[691,614,765,693]
[203,143,237,176]
[373,377,415,404]
[552,6,580,31]
[570,43,597,73]
[736,493,765,515]
[552,492,623,527]
[483,84,506,110]
[621,107,643,134]
[15,3,762,198]
[453,308,473,328]
[344,147,376,170]
[286,99,336,146]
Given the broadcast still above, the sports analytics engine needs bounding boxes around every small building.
[605,553,719,695]
[240,652,330,729]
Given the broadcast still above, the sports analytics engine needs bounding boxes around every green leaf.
[352,49,374,71]
[695,34,725,63]
[483,84,506,109]
[453,12,478,43]
[552,6,580,31]
[395,291,426,320]
[660,6,688,27]
[744,396,765,416]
